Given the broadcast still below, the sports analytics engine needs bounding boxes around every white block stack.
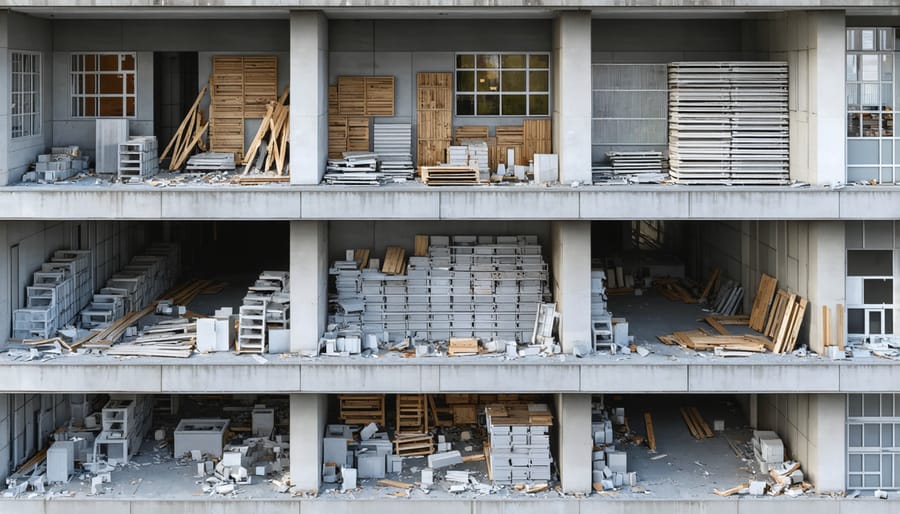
[486,404,553,484]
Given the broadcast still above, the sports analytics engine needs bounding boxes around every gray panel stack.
[486,404,553,484]
[13,250,91,339]
[374,123,414,182]
[668,62,789,185]
[328,235,550,343]
[95,119,129,174]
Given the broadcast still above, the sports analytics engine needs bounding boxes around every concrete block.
[427,450,463,469]
[341,467,357,491]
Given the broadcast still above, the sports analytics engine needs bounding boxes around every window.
[70,53,136,117]
[845,222,895,340]
[455,53,549,116]
[846,28,896,183]
[848,394,900,490]
[10,51,41,138]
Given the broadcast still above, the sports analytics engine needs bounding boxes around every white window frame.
[845,226,895,341]
[847,393,900,490]
[70,52,137,118]
[10,50,41,139]
[454,52,551,117]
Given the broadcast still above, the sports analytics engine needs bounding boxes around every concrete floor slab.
[838,365,900,392]
[439,363,581,392]
[439,190,581,220]
[734,499,841,514]
[688,364,840,392]
[472,500,577,514]
[0,364,161,393]
[162,364,301,393]
[301,190,439,219]
[300,363,426,392]
[44,500,132,514]
[595,500,739,514]
[0,500,44,514]
[131,501,209,514]
[580,364,689,392]
[688,190,839,220]
[301,499,473,514]
[160,190,301,219]
[208,501,299,514]
[580,189,690,219]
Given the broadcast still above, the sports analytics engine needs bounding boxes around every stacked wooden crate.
[338,395,386,425]
[328,76,394,158]
[416,72,452,169]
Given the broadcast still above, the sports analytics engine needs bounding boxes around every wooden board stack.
[381,247,407,275]
[328,117,370,159]
[420,165,480,185]
[396,395,429,434]
[667,62,789,185]
[416,73,453,169]
[338,395,386,425]
[337,76,395,116]
[680,407,714,440]
[523,119,551,164]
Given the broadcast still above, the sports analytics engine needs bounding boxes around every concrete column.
[552,11,592,184]
[290,221,328,355]
[289,394,327,492]
[807,394,846,493]
[551,221,591,354]
[0,12,10,186]
[289,10,328,185]
[809,12,846,185]
[806,221,845,354]
[555,393,592,494]
[0,394,9,483]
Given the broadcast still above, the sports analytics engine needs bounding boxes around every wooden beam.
[644,412,656,451]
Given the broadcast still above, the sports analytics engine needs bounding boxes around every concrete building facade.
[0,1,899,512]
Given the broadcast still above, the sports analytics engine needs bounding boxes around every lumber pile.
[242,87,290,175]
[448,337,479,356]
[160,86,210,171]
[381,247,407,275]
[421,165,480,185]
[658,329,771,353]
[105,318,196,358]
[680,407,714,440]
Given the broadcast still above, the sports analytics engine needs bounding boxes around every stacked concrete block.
[237,271,290,354]
[486,404,553,484]
[94,395,152,465]
[328,235,550,344]
[117,136,159,182]
[752,430,785,473]
[12,250,92,339]
[30,146,89,182]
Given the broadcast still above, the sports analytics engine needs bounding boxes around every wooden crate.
[338,395,385,425]
[523,119,552,163]
[416,140,450,168]
[454,125,489,144]
[328,116,370,158]
[393,433,434,457]
[396,395,429,434]
[452,405,478,425]
[328,86,338,116]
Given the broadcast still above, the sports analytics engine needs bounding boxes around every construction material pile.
[237,271,290,354]
[374,123,415,181]
[486,403,553,484]
[13,250,92,339]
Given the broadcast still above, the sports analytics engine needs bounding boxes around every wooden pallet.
[393,433,434,457]
[454,125,489,144]
[749,274,778,331]
[416,72,452,169]
[452,405,478,425]
[396,395,429,434]
[209,55,278,162]
[338,395,385,425]
[337,76,395,116]
[381,247,406,275]
[421,165,479,185]
[522,119,551,163]
[328,116,370,158]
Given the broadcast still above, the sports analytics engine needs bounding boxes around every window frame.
[454,51,551,117]
[70,52,137,118]
[10,50,42,139]
[847,394,900,490]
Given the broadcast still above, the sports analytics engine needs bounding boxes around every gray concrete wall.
[591,19,752,63]
[758,393,847,493]
[0,394,8,483]
[328,19,553,148]
[3,11,53,185]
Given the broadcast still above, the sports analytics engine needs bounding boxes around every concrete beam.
[552,11,592,184]
[290,393,327,492]
[290,221,328,355]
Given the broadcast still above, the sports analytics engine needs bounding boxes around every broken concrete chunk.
[360,422,378,441]
[427,450,463,469]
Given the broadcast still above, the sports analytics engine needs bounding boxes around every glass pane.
[870,310,883,334]
[99,54,119,72]
[882,55,894,82]
[848,250,893,276]
[530,95,549,116]
[125,96,135,116]
[850,453,863,472]
[476,70,499,92]
[886,310,893,334]
[501,54,526,68]
[530,70,549,92]
[864,279,893,304]
[851,424,863,446]
[99,74,123,95]
[501,70,526,92]
[501,95,526,116]
[476,54,499,69]
[883,83,894,112]
[879,28,894,51]
[457,54,474,69]
[861,55,880,81]
[865,394,881,416]
[850,394,864,417]
[862,29,876,51]
[456,71,474,92]
[529,54,549,69]
[85,54,96,71]
[883,395,894,417]
[866,453,881,470]
[848,112,861,137]
[848,55,859,81]
[865,474,881,488]
[99,97,123,117]
[476,95,500,115]
[126,74,135,95]
[862,84,880,110]
[848,29,861,51]
[849,474,863,488]
[885,455,893,485]
[456,94,474,115]
[121,54,135,71]
[883,424,894,447]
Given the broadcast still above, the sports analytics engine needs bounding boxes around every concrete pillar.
[290,221,328,355]
[807,394,846,493]
[0,394,9,483]
[809,12,846,185]
[555,393,592,494]
[551,221,591,353]
[0,12,10,186]
[552,11,592,184]
[289,10,328,185]
[806,221,845,354]
[289,394,327,492]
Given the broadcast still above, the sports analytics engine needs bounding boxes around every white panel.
[847,277,864,305]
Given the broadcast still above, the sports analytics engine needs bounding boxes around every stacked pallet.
[328,235,550,343]
[328,117,370,159]
[667,62,789,185]
[421,165,480,185]
[604,151,668,183]
[486,404,553,484]
[337,76,395,116]
[396,395,429,434]
[338,395,385,425]
[416,73,452,169]
[13,250,92,339]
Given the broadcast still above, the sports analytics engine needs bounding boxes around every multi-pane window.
[455,53,550,116]
[71,53,136,117]
[10,51,41,138]
[845,222,895,342]
[848,394,900,490]
[846,28,897,183]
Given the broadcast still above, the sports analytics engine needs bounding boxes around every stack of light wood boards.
[451,120,551,172]
[396,395,430,434]
[523,119,552,163]
[420,165,480,185]
[328,117,370,158]
[658,328,772,353]
[820,304,845,355]
[667,62,789,185]
[680,407,714,440]
[160,86,209,171]
[242,87,290,175]
[416,72,453,169]
[337,395,385,425]
[448,337,479,356]
[105,318,196,358]
[209,56,278,162]
[381,247,407,275]
[337,76,395,116]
